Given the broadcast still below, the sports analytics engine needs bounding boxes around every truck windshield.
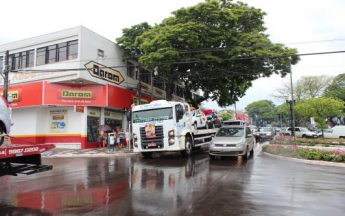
[133,108,173,123]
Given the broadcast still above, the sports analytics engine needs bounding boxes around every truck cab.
[132,100,216,157]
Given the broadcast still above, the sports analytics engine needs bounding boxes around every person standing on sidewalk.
[125,128,131,148]
[119,128,125,148]
[116,129,120,149]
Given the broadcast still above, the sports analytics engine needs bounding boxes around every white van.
[223,120,246,126]
[323,126,345,139]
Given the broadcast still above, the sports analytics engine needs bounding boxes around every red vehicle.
[202,109,222,128]
[0,142,55,177]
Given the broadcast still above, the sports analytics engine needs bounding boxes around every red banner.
[44,82,107,106]
[0,82,43,108]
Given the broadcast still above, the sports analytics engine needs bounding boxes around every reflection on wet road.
[1,144,345,216]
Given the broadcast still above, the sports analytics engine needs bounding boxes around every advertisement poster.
[145,124,156,138]
[50,109,68,133]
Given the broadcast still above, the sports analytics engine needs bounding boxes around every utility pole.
[289,65,296,138]
[136,64,141,105]
[3,50,10,102]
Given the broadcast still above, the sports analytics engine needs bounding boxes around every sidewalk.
[41,147,140,158]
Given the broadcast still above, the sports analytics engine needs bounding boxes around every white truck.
[131,100,217,157]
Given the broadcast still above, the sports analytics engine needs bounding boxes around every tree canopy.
[295,97,344,130]
[323,73,345,101]
[245,100,276,126]
[272,75,333,102]
[116,0,299,107]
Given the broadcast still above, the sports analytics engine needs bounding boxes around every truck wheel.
[141,152,153,158]
[0,127,5,146]
[181,136,193,157]
[302,135,307,138]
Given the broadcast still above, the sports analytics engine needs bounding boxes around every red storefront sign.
[44,82,107,106]
[0,82,43,108]
[108,85,152,109]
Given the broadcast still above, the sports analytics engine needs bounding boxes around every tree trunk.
[165,79,174,101]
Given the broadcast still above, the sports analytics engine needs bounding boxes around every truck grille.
[140,125,164,149]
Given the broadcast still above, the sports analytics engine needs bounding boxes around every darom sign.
[85,61,124,85]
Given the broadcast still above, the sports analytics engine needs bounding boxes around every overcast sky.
[1,0,345,111]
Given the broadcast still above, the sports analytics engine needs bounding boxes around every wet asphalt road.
[1,143,345,216]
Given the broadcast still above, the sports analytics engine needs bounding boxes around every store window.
[104,109,123,131]
[87,108,101,143]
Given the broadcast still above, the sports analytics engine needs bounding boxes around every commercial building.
[0,26,188,149]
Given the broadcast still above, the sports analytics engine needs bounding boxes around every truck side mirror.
[7,95,13,103]
[175,104,184,122]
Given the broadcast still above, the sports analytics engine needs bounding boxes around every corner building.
[0,26,187,149]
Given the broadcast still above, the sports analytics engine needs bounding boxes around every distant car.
[284,127,318,138]
[254,127,274,142]
[222,120,246,126]
[202,110,222,128]
[209,125,255,159]
[248,125,258,133]
[191,109,208,130]
[322,126,345,139]
[0,95,12,146]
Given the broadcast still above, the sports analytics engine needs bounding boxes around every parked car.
[209,125,255,159]
[254,127,275,142]
[322,126,345,139]
[283,127,318,138]
[191,109,208,130]
[248,125,258,133]
[202,109,222,128]
[0,95,12,146]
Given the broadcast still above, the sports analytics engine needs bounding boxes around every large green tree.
[295,97,344,134]
[117,0,299,107]
[323,73,345,101]
[245,100,276,126]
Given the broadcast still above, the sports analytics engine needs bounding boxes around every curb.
[263,152,345,168]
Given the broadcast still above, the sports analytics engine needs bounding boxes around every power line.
[12,49,345,73]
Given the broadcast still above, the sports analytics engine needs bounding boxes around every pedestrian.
[125,128,131,148]
[103,132,108,148]
[116,129,120,148]
[97,134,102,148]
[119,128,125,148]
[108,130,115,153]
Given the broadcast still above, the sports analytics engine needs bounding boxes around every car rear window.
[216,127,244,137]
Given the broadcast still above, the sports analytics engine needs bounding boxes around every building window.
[36,47,47,66]
[48,45,57,64]
[140,68,151,85]
[98,49,104,57]
[153,77,165,90]
[68,40,78,60]
[127,62,136,79]
[0,56,3,72]
[58,42,67,62]
[28,50,34,67]
[174,84,184,97]
[36,40,78,66]
[19,52,27,69]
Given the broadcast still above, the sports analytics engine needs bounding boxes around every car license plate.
[148,143,157,147]
[222,149,230,152]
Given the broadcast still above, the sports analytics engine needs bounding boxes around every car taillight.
[0,96,9,108]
